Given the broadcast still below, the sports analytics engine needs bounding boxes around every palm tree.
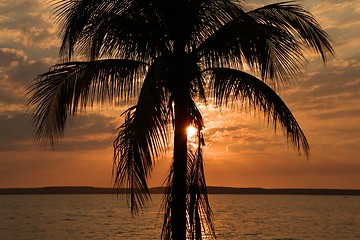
[27,0,334,239]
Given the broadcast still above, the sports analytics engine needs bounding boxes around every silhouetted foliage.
[27,1,333,239]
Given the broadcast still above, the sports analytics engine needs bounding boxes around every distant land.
[0,186,360,195]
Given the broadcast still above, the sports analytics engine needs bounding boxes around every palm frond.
[52,0,169,61]
[196,11,304,83]
[51,0,122,59]
[196,1,334,85]
[178,0,243,51]
[161,164,173,240]
[208,68,310,157]
[187,141,215,240]
[248,1,334,62]
[26,59,146,147]
[113,60,171,214]
[161,142,215,240]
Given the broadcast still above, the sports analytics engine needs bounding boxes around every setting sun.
[187,126,197,138]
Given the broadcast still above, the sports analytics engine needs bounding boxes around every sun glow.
[187,126,197,139]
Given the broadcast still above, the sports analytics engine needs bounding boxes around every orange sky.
[0,0,359,189]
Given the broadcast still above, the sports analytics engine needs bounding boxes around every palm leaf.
[161,163,173,240]
[196,11,303,83]
[171,0,242,50]
[208,67,310,157]
[26,59,146,147]
[51,0,121,59]
[162,141,215,240]
[187,142,215,240]
[52,0,169,61]
[197,2,334,85]
[113,59,171,214]
[248,1,334,61]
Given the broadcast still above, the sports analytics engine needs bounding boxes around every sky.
[0,0,359,189]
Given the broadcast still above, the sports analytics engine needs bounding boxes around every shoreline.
[1,186,360,195]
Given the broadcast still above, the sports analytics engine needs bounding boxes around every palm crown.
[27,0,334,239]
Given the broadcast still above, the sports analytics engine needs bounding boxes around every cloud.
[308,1,360,61]
[1,0,360,189]
[0,48,27,68]
[0,0,59,50]
[0,48,56,106]
[277,60,360,123]
[0,111,121,152]
[0,112,33,151]
[55,113,120,151]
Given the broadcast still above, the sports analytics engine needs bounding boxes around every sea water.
[0,194,359,240]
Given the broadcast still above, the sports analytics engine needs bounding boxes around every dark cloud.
[312,109,360,121]
[0,111,120,152]
[55,114,120,151]
[0,48,26,68]
[278,62,360,122]
[0,111,32,151]
[0,0,59,51]
[0,48,54,105]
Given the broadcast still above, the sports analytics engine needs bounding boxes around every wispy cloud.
[0,0,359,188]
[0,0,59,50]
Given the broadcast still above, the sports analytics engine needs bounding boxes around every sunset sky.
[0,0,359,189]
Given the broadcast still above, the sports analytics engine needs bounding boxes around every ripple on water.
[0,194,359,240]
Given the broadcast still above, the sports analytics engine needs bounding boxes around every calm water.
[0,194,359,240]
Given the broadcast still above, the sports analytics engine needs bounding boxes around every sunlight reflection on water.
[0,194,359,240]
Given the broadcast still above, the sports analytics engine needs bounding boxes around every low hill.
[0,186,359,195]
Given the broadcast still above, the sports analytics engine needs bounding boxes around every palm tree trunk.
[172,98,188,240]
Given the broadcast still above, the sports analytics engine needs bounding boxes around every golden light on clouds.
[0,0,360,189]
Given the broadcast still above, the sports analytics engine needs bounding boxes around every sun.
[187,126,197,138]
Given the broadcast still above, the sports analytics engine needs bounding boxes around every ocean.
[0,194,359,240]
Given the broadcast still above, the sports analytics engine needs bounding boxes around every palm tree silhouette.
[27,1,334,239]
